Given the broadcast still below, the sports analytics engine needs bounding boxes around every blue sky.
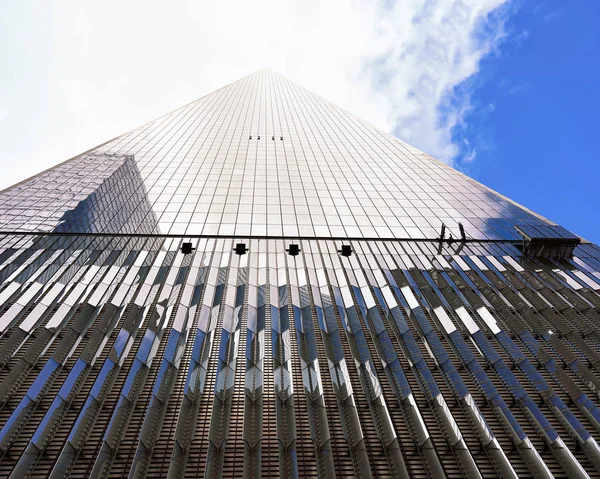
[0,1,597,242]
[456,2,600,242]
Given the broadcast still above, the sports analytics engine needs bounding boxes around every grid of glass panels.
[0,69,553,240]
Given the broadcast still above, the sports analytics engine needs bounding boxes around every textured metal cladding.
[0,236,599,477]
[309,240,373,477]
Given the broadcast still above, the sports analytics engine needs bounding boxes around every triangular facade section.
[0,69,557,242]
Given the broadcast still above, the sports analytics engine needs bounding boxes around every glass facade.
[0,69,599,478]
[0,70,550,240]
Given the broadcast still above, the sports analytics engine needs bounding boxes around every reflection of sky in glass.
[0,70,552,240]
[0,154,158,235]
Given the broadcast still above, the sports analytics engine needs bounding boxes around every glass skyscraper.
[0,69,599,478]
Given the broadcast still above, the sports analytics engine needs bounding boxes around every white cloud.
[0,0,511,190]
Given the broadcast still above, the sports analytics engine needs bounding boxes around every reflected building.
[0,69,599,478]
